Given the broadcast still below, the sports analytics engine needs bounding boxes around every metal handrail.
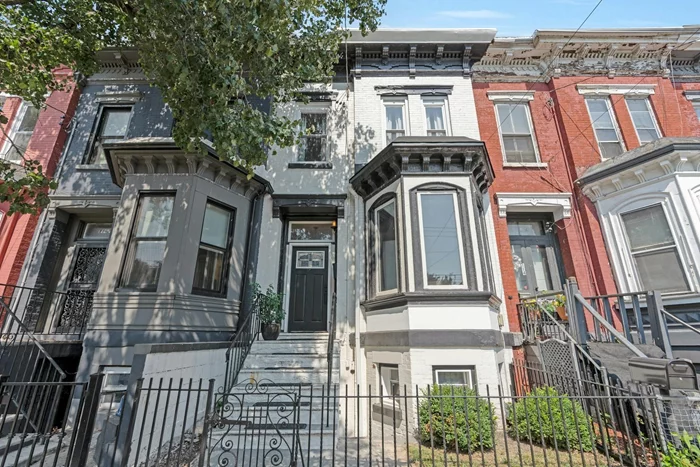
[326,268,337,390]
[0,299,66,380]
[661,308,700,337]
[223,305,260,391]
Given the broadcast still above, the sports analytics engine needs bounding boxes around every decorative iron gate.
[207,379,304,467]
[57,246,106,332]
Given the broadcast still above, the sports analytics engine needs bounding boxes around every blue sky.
[378,0,700,37]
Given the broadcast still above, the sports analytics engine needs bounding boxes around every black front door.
[288,246,328,332]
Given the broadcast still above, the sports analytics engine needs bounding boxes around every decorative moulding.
[487,90,536,102]
[496,192,572,221]
[94,91,143,103]
[576,84,656,97]
[375,85,453,96]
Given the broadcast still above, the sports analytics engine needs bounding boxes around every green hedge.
[418,385,496,452]
[661,432,700,467]
[508,387,594,451]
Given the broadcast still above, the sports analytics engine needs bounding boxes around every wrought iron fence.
[3,375,697,466]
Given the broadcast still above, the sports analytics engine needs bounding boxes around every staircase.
[209,332,341,465]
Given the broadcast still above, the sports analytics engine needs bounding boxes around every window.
[2,102,40,163]
[299,112,327,162]
[193,202,235,295]
[585,98,624,159]
[424,100,447,137]
[82,223,113,240]
[434,367,477,389]
[626,98,661,144]
[385,100,406,143]
[495,103,538,163]
[621,205,688,293]
[379,364,400,397]
[375,199,398,293]
[694,103,700,122]
[121,194,175,290]
[418,192,465,287]
[89,107,131,164]
[508,217,563,294]
[289,222,334,241]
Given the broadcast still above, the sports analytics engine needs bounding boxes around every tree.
[0,0,385,214]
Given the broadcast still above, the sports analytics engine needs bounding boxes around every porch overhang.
[271,194,346,219]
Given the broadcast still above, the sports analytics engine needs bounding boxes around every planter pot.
[261,323,281,341]
[555,306,568,321]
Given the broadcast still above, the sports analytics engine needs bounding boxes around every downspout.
[239,186,267,327]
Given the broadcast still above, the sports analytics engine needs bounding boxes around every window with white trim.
[433,367,477,389]
[299,112,328,162]
[121,194,175,291]
[418,192,466,287]
[585,98,624,159]
[495,103,538,163]
[620,205,688,294]
[424,99,447,137]
[378,364,400,397]
[626,98,661,144]
[694,103,700,122]
[384,98,406,143]
[375,199,398,293]
[89,107,131,164]
[2,102,40,163]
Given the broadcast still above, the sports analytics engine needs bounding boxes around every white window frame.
[619,203,690,294]
[584,97,626,160]
[433,367,477,389]
[422,97,450,137]
[1,100,37,162]
[383,97,408,146]
[694,103,700,122]
[378,364,400,397]
[374,198,399,296]
[625,98,662,144]
[298,108,329,163]
[416,191,468,290]
[493,102,541,166]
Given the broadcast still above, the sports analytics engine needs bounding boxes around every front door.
[288,246,328,332]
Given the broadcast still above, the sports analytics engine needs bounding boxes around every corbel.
[163,155,176,174]
[143,155,155,174]
[196,159,210,176]
[606,44,620,69]
[462,46,472,76]
[215,168,229,185]
[591,185,603,200]
[230,176,242,193]
[634,169,646,183]
[631,43,648,59]
[676,155,688,172]
[244,183,258,199]
[442,155,452,172]
[185,155,198,174]
[660,160,673,175]
[355,47,362,79]
[503,51,514,66]
[120,156,135,175]
[409,45,417,78]
[435,45,444,65]
[576,44,590,60]
[382,45,389,65]
[46,208,57,221]
[421,154,430,172]
[611,178,623,191]
[401,155,410,171]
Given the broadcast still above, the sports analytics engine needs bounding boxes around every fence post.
[198,378,216,467]
[567,278,588,346]
[69,373,105,467]
[646,291,673,358]
[110,378,144,467]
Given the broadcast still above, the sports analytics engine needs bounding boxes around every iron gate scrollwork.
[57,246,106,332]
[207,378,304,466]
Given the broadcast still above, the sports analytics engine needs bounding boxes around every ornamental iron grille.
[207,379,304,467]
[57,246,107,332]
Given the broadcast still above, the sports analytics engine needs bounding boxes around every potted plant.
[253,283,285,341]
[553,294,567,321]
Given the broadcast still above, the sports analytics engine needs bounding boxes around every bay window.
[121,194,174,290]
[585,98,624,159]
[418,192,466,287]
[193,201,235,296]
[621,205,688,293]
[375,199,398,293]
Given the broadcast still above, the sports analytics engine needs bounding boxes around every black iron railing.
[223,305,260,391]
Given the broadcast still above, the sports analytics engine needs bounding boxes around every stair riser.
[238,370,332,385]
[249,343,330,354]
[243,355,330,370]
[217,408,339,427]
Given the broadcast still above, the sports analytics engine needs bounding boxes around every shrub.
[661,432,700,467]
[418,385,496,452]
[508,386,594,452]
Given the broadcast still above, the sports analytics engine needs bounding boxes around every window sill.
[287,162,333,169]
[76,164,110,171]
[503,162,548,168]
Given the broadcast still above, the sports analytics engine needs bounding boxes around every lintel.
[576,84,656,97]
[496,192,572,221]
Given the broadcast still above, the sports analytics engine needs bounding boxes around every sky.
[377,0,700,37]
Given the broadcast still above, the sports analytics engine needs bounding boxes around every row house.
[0,68,80,290]
[5,26,700,397]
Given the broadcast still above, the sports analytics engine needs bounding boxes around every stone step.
[277,332,329,341]
[238,368,335,385]
[243,353,335,370]
[248,340,334,355]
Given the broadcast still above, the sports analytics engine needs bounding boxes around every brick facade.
[0,67,80,287]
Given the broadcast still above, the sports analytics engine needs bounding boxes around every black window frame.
[367,192,401,298]
[191,199,237,298]
[86,105,133,164]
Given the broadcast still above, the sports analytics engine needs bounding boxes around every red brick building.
[472,27,700,330]
[0,67,80,287]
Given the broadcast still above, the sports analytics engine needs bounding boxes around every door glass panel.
[507,220,544,236]
[419,193,464,286]
[511,245,529,291]
[296,251,325,269]
[530,246,554,291]
[290,223,333,241]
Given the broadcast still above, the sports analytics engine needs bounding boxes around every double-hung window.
[90,107,131,164]
[495,103,538,163]
[621,205,688,294]
[693,103,700,122]
[434,367,477,389]
[375,199,398,293]
[626,98,661,144]
[299,112,327,162]
[2,102,40,163]
[424,99,447,136]
[384,99,406,143]
[193,202,235,296]
[121,194,175,291]
[378,364,400,397]
[417,192,466,287]
[585,98,624,159]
